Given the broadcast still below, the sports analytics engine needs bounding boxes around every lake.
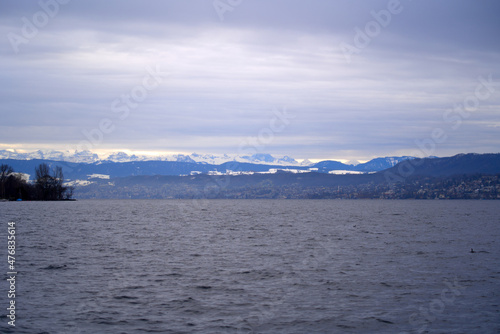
[0,200,499,333]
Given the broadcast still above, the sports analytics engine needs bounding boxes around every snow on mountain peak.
[0,149,302,166]
[0,149,417,168]
[0,149,100,163]
[299,159,314,167]
[346,160,360,166]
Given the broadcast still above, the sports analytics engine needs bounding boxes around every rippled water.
[0,200,499,333]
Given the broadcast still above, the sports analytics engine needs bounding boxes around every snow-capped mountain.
[103,152,301,165]
[68,150,100,163]
[189,153,303,166]
[0,149,306,166]
[189,153,233,165]
[0,149,421,170]
[299,159,313,166]
[239,153,300,165]
[0,149,433,183]
[0,149,100,163]
[104,152,140,163]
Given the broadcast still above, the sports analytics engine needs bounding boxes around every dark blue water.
[0,200,499,333]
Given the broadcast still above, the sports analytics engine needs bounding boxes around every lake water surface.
[0,200,499,333]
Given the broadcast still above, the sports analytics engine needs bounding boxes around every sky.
[0,0,499,161]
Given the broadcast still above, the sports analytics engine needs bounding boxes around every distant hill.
[0,159,305,181]
[3,153,499,199]
[0,155,418,181]
[383,153,500,178]
[313,156,417,172]
[74,171,384,199]
[72,153,500,199]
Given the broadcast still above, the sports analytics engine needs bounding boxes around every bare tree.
[0,163,72,201]
[54,166,65,200]
[34,164,71,200]
[35,163,50,182]
[0,164,14,199]
[65,186,74,200]
[35,163,51,200]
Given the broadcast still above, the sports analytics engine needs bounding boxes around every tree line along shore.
[0,163,74,201]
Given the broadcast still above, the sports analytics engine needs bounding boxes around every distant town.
[304,174,500,200]
[72,172,500,200]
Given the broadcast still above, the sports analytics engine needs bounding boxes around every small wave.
[113,295,139,300]
[196,285,212,290]
[42,264,67,270]
[376,318,394,324]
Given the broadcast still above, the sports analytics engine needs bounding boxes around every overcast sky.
[1,0,499,161]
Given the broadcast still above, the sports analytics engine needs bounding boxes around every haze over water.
[1,199,499,333]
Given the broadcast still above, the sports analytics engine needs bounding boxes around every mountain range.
[0,150,417,182]
[1,152,499,199]
[72,153,500,200]
[0,149,309,166]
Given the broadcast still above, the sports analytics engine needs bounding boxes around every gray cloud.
[0,0,499,161]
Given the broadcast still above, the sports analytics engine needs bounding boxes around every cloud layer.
[1,0,499,160]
